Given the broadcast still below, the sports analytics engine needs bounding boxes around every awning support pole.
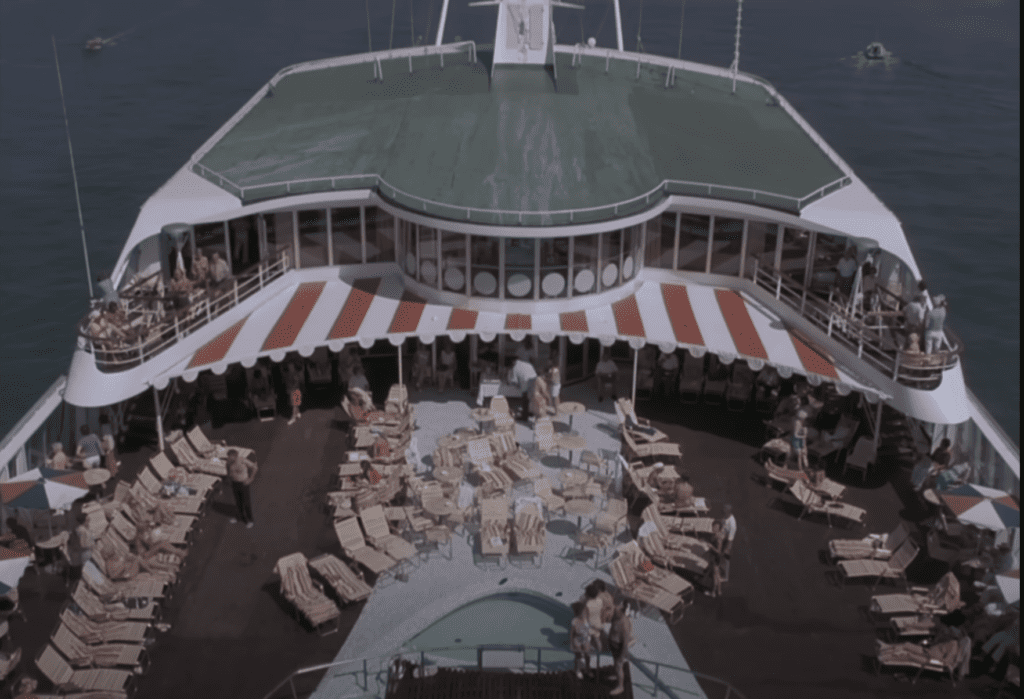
[631,347,639,405]
[153,384,164,452]
[873,398,883,449]
[397,340,404,388]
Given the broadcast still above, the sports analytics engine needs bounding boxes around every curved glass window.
[331,207,362,265]
[572,234,598,296]
[780,227,811,285]
[229,216,259,274]
[540,237,569,298]
[471,235,499,297]
[441,231,467,292]
[599,229,622,291]
[418,227,439,286]
[710,217,743,276]
[622,225,639,281]
[677,214,710,272]
[298,209,328,268]
[744,221,779,278]
[809,232,848,293]
[365,207,395,263]
[504,238,535,298]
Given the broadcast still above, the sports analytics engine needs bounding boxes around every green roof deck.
[195,50,846,223]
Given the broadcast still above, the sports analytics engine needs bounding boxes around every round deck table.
[564,498,598,529]
[433,466,465,485]
[437,434,465,451]
[556,433,587,465]
[83,469,111,487]
[423,499,457,519]
[561,469,590,488]
[557,401,586,430]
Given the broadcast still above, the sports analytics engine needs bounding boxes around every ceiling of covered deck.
[152,273,882,400]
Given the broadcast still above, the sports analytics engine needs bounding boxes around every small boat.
[863,41,890,60]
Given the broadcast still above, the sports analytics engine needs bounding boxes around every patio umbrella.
[995,569,1020,605]
[0,546,33,595]
[940,484,1020,532]
[0,467,89,537]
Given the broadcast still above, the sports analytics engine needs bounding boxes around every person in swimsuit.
[570,601,592,680]
[608,602,634,695]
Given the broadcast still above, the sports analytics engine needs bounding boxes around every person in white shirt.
[508,354,537,419]
[835,248,858,297]
[209,252,230,284]
[721,503,737,582]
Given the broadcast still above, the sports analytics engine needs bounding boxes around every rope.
[389,0,396,50]
[636,0,644,53]
[365,0,373,52]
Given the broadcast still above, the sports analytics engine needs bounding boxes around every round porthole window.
[623,255,634,279]
[420,260,437,285]
[541,272,566,297]
[574,269,595,293]
[602,263,619,288]
[444,267,465,291]
[506,273,532,297]
[473,271,497,295]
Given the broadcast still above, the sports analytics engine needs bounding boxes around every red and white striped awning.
[167,274,880,396]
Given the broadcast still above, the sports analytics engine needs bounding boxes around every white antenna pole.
[730,0,743,94]
[435,0,451,46]
[612,0,624,52]
[52,35,94,299]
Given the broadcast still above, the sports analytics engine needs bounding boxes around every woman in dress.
[570,602,593,680]
[608,602,635,695]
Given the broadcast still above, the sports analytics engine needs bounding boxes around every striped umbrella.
[0,546,33,595]
[1,467,89,537]
[940,484,1020,532]
[996,569,1020,605]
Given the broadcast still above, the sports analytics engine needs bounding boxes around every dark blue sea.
[0,0,1018,443]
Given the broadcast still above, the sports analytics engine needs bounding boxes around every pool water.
[401,591,574,665]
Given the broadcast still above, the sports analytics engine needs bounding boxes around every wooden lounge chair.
[532,477,565,517]
[501,450,541,482]
[609,555,686,624]
[875,635,971,685]
[489,396,516,433]
[479,497,511,561]
[843,436,876,483]
[273,553,341,635]
[533,418,558,456]
[169,432,227,477]
[641,506,712,557]
[764,461,847,500]
[308,553,373,606]
[870,572,963,617]
[333,517,398,576]
[615,399,669,443]
[112,503,190,549]
[622,429,681,463]
[149,452,219,496]
[618,541,695,602]
[594,498,628,540]
[52,623,146,669]
[136,468,206,516]
[788,480,866,529]
[69,586,156,625]
[828,522,910,563]
[185,425,253,462]
[96,530,179,585]
[81,560,166,604]
[638,529,709,579]
[835,539,920,589]
[512,503,545,566]
[36,645,134,695]
[61,609,150,648]
[359,505,417,563]
[124,486,197,539]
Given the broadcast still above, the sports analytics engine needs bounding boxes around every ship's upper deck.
[192,44,846,222]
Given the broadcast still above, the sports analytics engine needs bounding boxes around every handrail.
[262,644,748,699]
[188,42,852,222]
[0,375,67,471]
[78,248,291,372]
[751,264,961,389]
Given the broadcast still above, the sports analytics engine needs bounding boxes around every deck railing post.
[363,658,368,690]
[653,662,660,697]
[233,278,239,306]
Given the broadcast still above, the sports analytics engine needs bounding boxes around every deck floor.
[6,382,1000,698]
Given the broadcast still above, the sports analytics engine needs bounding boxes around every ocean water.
[0,0,1018,443]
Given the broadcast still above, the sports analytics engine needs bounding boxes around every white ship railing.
[750,262,961,389]
[76,248,291,372]
[262,644,748,699]
[187,42,851,222]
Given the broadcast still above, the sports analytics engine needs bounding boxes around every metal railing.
[77,249,291,372]
[188,41,851,223]
[263,644,747,699]
[751,263,961,389]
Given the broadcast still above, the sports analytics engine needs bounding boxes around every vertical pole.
[398,340,404,387]
[435,0,451,46]
[730,0,743,94]
[874,398,883,449]
[365,0,373,52]
[612,0,624,52]
[153,385,164,452]
[631,347,639,405]
[677,0,686,59]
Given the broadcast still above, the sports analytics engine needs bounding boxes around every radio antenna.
[52,35,93,298]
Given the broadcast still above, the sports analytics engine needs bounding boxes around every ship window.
[229,215,259,274]
[418,227,439,286]
[599,229,622,291]
[744,221,779,278]
[572,234,598,296]
[540,237,569,298]
[365,207,395,263]
[331,207,362,265]
[194,222,226,276]
[647,213,677,269]
[441,231,467,292]
[710,217,743,276]
[677,214,710,272]
[298,209,328,268]
[809,233,848,294]
[471,235,499,297]
[780,227,811,285]
[504,238,535,298]
[621,225,640,281]
[261,212,293,261]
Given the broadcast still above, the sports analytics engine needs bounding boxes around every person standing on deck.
[547,364,561,411]
[285,362,303,426]
[595,352,619,402]
[226,449,258,528]
[924,295,948,354]
[76,425,103,469]
[608,602,635,695]
[509,352,537,420]
[722,504,737,582]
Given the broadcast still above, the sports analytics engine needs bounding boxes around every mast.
[613,0,624,52]
[435,0,451,45]
[730,0,743,94]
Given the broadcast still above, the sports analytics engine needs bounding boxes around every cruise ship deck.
[6,380,1006,699]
